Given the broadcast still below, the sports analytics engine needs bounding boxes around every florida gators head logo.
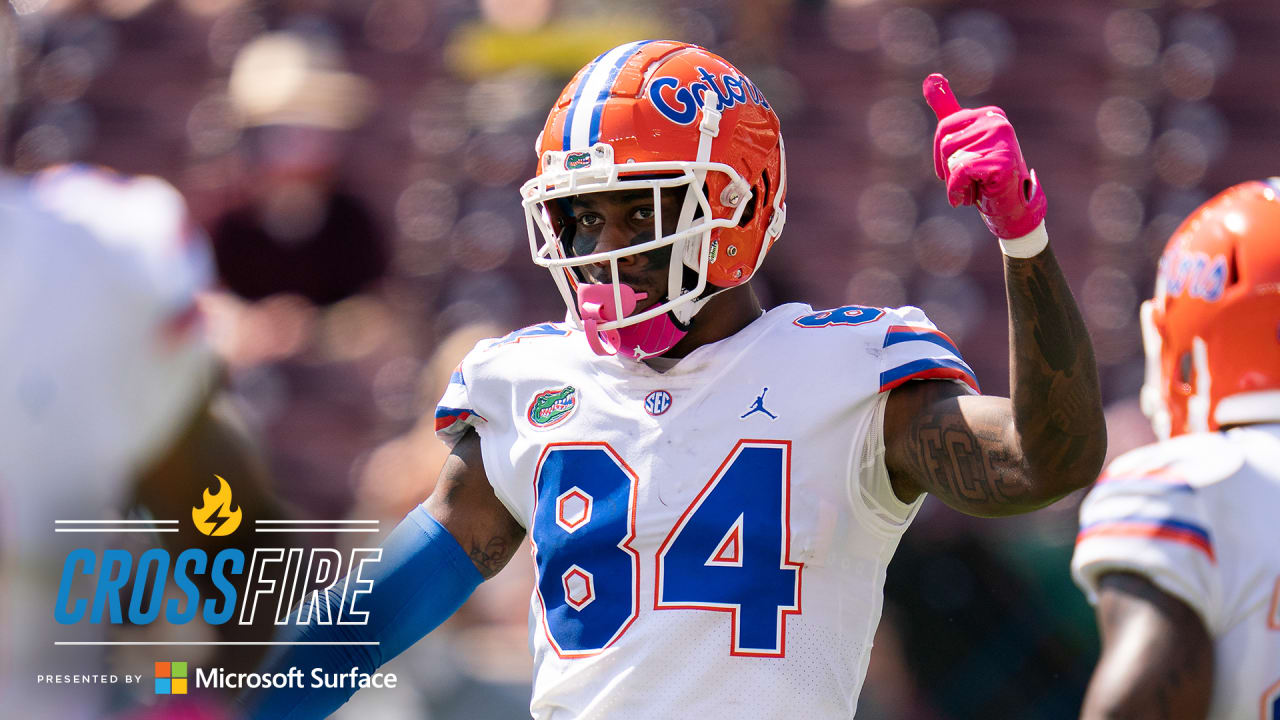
[564,151,592,170]
[528,386,578,428]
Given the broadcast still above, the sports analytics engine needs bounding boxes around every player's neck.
[660,283,763,359]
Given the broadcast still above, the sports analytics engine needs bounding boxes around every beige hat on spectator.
[229,31,374,130]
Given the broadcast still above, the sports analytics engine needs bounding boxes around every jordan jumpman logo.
[740,387,778,420]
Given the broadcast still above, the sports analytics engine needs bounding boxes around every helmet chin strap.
[1186,336,1212,434]
[1138,300,1172,440]
[671,280,722,325]
[668,95,723,327]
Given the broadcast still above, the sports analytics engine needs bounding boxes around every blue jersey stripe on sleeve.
[883,325,961,356]
[878,357,979,393]
[1076,515,1215,561]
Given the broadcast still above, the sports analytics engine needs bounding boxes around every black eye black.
[571,230,597,257]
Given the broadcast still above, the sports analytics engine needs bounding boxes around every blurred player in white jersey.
[0,12,277,714]
[246,41,1107,718]
[1073,180,1280,719]
[1,163,207,716]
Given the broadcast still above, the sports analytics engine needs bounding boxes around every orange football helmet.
[1141,178,1280,438]
[520,40,786,344]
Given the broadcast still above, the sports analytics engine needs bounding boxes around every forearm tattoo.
[468,535,518,579]
[1004,250,1106,478]
[1022,262,1079,374]
[436,430,526,579]
[896,248,1106,515]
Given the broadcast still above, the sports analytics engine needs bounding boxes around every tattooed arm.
[882,73,1107,516]
[1079,572,1214,720]
[423,427,526,578]
[883,244,1106,516]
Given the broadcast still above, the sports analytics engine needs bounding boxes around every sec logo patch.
[644,390,672,416]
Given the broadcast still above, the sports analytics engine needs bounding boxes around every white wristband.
[998,220,1049,258]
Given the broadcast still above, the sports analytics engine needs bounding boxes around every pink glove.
[923,73,1047,240]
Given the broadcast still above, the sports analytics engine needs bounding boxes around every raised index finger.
[923,73,962,121]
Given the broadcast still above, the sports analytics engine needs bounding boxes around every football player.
[1072,180,1280,719]
[0,166,278,716]
[0,162,288,717]
[245,42,1106,718]
[1,13,279,711]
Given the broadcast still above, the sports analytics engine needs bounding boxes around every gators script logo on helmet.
[520,40,787,357]
[1140,178,1280,438]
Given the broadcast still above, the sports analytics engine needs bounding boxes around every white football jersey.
[436,303,980,719]
[0,166,215,718]
[1072,424,1280,720]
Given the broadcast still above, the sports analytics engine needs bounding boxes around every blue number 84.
[531,440,803,659]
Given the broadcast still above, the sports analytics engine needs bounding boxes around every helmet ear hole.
[735,170,773,229]
[1178,351,1194,386]
[736,186,758,228]
[1226,245,1239,287]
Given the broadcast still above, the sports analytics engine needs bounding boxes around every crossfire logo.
[192,476,241,536]
[54,478,381,628]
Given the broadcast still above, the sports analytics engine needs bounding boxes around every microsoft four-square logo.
[155,661,187,695]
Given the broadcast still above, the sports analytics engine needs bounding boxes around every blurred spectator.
[211,29,388,306]
[197,26,407,519]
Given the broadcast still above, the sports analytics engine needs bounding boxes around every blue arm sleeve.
[241,505,484,719]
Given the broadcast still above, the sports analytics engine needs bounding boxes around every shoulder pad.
[1104,434,1244,489]
[31,165,198,253]
[486,322,574,349]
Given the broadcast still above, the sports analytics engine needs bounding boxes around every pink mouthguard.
[576,284,688,359]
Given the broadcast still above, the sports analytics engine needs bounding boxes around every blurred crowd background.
[5,0,1280,717]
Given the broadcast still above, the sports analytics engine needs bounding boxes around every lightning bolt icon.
[192,475,242,536]
[210,501,236,536]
